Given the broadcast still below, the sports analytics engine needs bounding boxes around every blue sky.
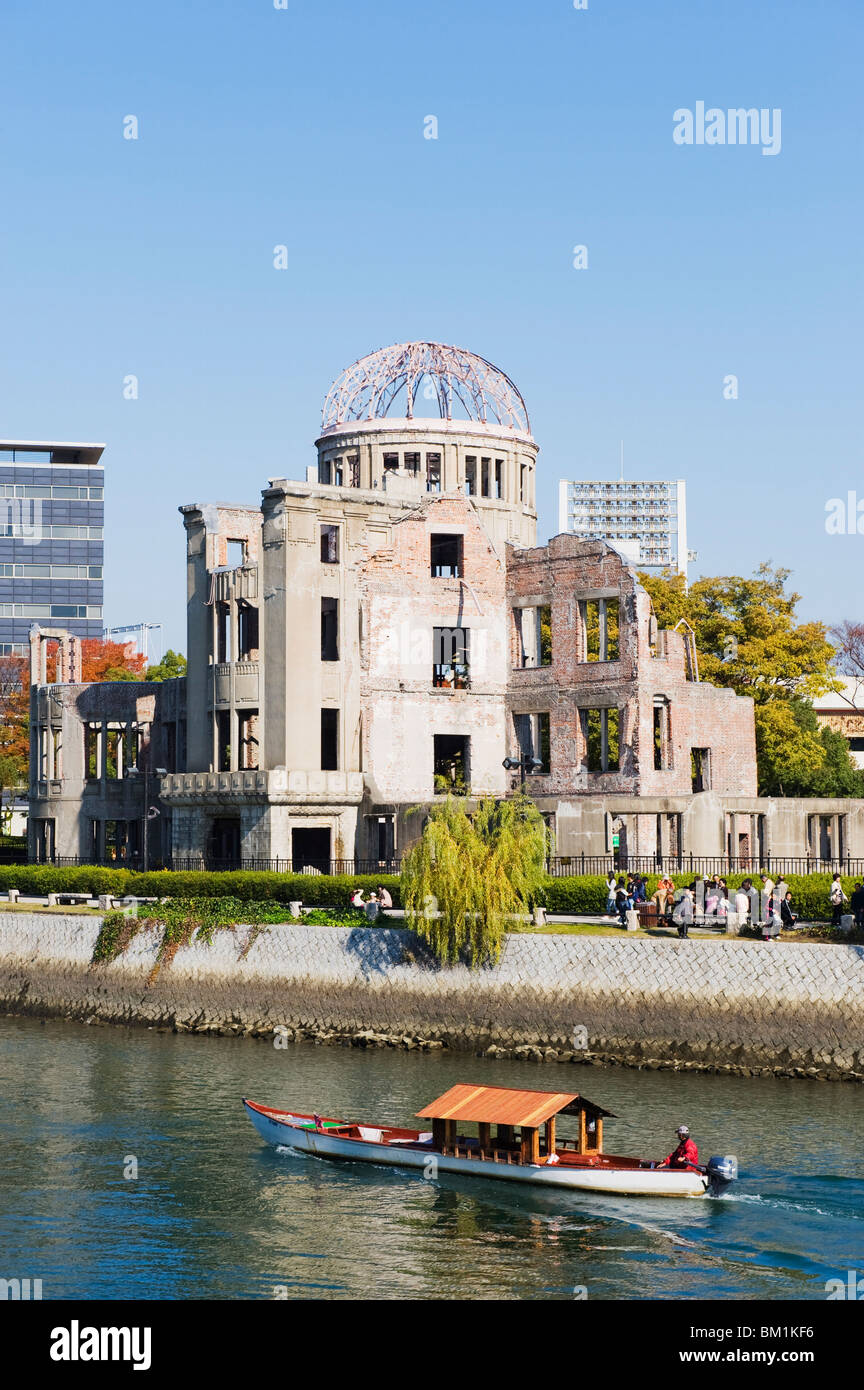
[1,0,861,654]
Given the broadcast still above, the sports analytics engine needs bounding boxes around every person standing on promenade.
[850,881,864,928]
[652,875,675,919]
[605,871,617,917]
[830,873,848,926]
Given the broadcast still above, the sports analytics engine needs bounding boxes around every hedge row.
[0,865,402,908]
[0,865,857,924]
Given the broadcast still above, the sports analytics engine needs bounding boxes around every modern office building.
[0,440,105,656]
[558,477,689,578]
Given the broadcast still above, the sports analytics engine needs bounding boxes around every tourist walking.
[672,885,694,938]
[605,871,617,918]
[829,873,847,927]
[614,877,630,927]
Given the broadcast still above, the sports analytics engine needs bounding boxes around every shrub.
[0,865,401,908]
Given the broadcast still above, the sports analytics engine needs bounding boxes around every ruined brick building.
[28,342,864,868]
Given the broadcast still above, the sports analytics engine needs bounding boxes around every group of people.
[605,870,800,940]
[349,885,393,920]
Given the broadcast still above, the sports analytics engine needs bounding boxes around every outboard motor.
[706,1154,738,1196]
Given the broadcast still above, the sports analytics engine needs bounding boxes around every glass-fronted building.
[557,476,689,579]
[0,440,104,655]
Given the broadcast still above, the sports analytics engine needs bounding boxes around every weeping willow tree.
[402,793,548,966]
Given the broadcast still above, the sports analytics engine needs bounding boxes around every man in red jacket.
[663,1125,699,1169]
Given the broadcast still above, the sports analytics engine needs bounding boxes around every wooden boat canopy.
[416,1084,616,1128]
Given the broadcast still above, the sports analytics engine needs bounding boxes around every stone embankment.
[1,913,862,1081]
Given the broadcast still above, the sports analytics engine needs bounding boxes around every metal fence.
[548,855,864,878]
[20,851,864,879]
[27,855,403,877]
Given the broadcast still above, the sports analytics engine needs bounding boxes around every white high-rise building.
[558,476,689,579]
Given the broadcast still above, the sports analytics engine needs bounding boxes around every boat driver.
[662,1125,699,1170]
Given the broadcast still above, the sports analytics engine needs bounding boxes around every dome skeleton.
[321,342,530,434]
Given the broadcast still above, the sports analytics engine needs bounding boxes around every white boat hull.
[243,1102,710,1198]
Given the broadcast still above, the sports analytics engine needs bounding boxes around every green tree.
[0,753,25,834]
[401,792,547,965]
[637,565,860,796]
[145,649,187,682]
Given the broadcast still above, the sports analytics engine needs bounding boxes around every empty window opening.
[481,457,491,498]
[582,708,619,773]
[426,453,441,493]
[103,818,139,863]
[34,818,55,863]
[347,455,360,487]
[332,458,344,486]
[433,626,470,688]
[51,728,63,779]
[319,459,332,485]
[383,452,399,474]
[581,597,619,662]
[514,605,551,668]
[226,539,246,568]
[237,602,259,660]
[404,452,421,476]
[520,463,528,503]
[216,601,231,663]
[239,710,259,770]
[464,456,477,496]
[430,533,463,578]
[216,711,231,772]
[292,826,331,874]
[691,747,711,792]
[320,524,340,564]
[808,813,844,861]
[374,814,395,863]
[433,734,469,795]
[105,727,123,780]
[653,697,672,770]
[321,709,339,771]
[84,723,100,780]
[513,712,551,773]
[209,816,241,863]
[494,460,503,499]
[321,597,339,661]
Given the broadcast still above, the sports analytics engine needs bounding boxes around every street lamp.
[127,765,168,871]
[502,753,543,789]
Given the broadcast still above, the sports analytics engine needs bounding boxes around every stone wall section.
[1,915,862,1080]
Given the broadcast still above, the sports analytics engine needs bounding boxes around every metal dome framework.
[321,342,530,434]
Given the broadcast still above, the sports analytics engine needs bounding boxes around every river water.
[1,1014,861,1301]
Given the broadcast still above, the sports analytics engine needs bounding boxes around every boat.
[243,1083,738,1198]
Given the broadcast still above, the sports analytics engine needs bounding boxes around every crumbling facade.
[27,341,864,869]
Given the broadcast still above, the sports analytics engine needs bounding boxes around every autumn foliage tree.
[0,656,29,828]
[638,564,863,798]
[80,638,146,683]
